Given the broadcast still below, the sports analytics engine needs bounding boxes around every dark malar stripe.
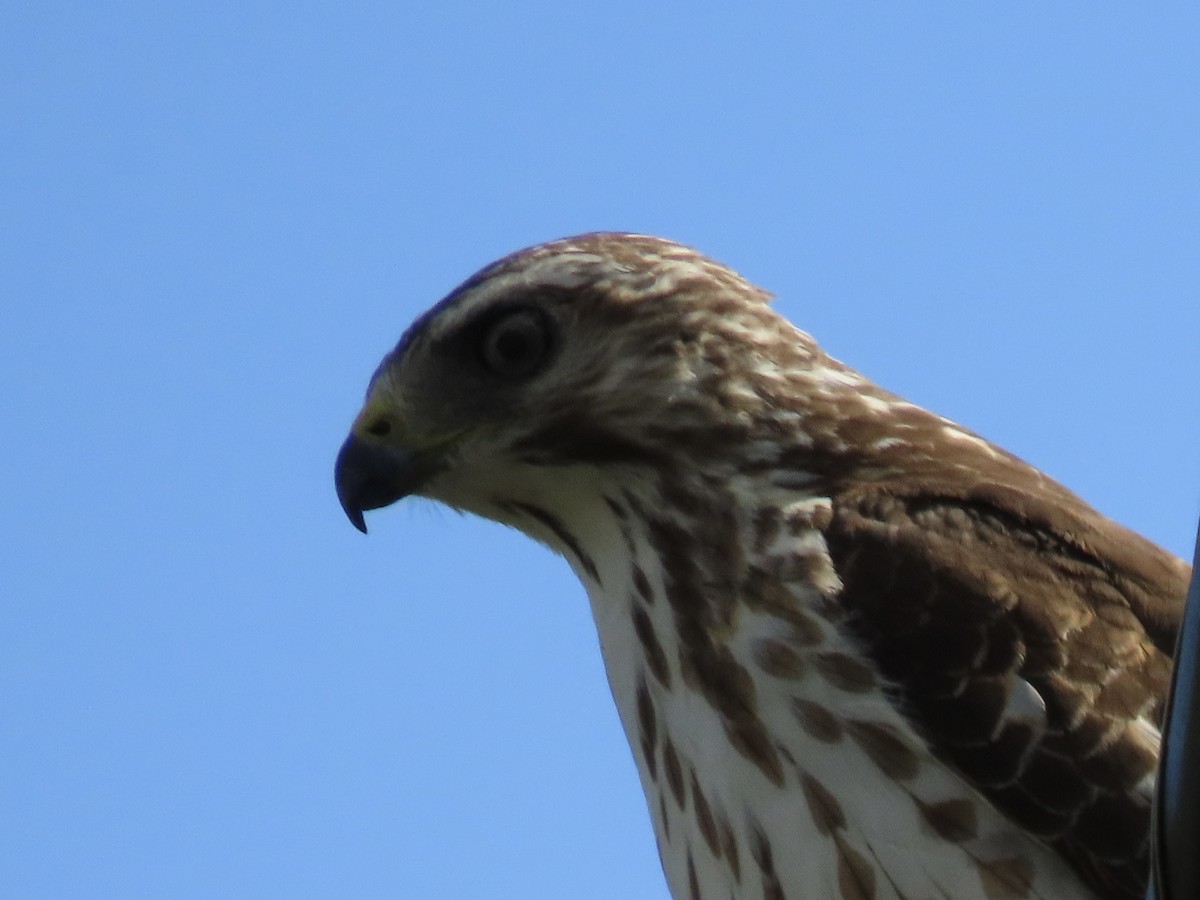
[503,500,602,584]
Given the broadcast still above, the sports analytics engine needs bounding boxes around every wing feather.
[824,471,1188,899]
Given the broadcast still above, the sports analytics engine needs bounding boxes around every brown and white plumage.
[335,233,1190,899]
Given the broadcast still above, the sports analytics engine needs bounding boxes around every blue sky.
[3,4,1198,898]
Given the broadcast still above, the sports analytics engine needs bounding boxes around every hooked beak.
[334,433,439,533]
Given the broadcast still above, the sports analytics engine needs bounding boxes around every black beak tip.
[335,432,424,534]
[344,503,368,534]
[334,435,371,534]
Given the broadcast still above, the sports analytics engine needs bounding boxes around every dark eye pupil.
[494,327,532,363]
[480,309,549,377]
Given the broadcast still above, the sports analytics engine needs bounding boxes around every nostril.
[365,417,392,438]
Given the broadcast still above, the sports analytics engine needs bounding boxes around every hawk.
[334,233,1189,900]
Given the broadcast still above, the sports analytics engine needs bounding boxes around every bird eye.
[479,308,551,378]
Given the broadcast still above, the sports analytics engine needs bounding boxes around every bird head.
[334,233,842,538]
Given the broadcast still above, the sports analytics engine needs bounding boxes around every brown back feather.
[825,466,1188,899]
